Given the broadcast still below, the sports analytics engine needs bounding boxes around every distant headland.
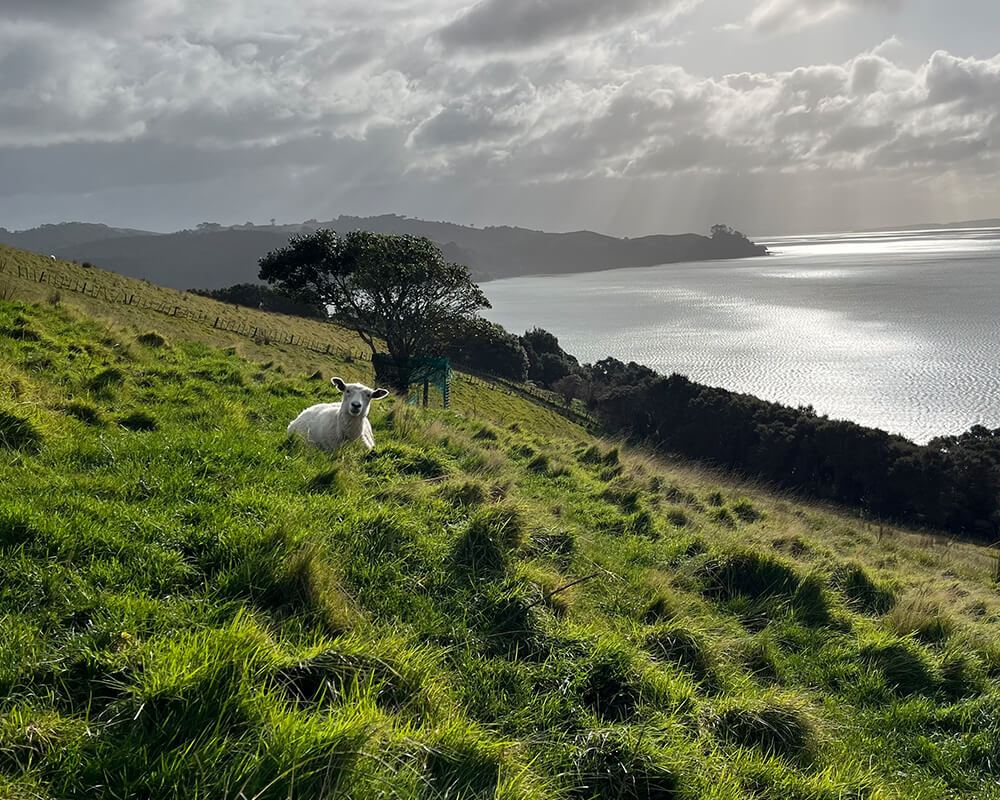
[0,217,767,290]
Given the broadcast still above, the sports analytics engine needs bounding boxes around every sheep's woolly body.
[287,402,374,450]
[287,377,387,452]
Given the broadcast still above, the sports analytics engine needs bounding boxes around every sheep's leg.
[361,419,376,450]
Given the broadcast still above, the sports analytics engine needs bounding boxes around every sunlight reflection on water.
[483,228,1000,443]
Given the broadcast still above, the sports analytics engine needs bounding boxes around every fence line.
[8,259,596,427]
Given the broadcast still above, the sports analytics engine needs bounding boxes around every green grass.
[1,260,1000,798]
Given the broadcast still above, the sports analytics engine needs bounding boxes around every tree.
[445,318,529,381]
[258,229,490,392]
[519,327,580,388]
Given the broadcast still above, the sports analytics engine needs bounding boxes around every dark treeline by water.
[590,360,999,540]
[454,323,1000,541]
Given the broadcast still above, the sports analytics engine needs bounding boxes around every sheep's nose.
[351,402,362,410]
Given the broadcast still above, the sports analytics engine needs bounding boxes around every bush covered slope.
[1,292,1000,799]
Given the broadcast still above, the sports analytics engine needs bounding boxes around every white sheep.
[287,377,389,452]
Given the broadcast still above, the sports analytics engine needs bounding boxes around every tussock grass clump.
[64,400,102,425]
[644,624,718,689]
[1,322,41,341]
[859,634,938,696]
[664,507,689,528]
[711,506,736,527]
[453,505,526,577]
[888,591,955,643]
[696,550,801,602]
[734,636,782,682]
[830,562,897,615]
[306,468,346,494]
[89,367,125,392]
[135,331,167,348]
[228,539,358,634]
[367,443,448,479]
[704,693,817,759]
[581,647,646,720]
[938,648,987,699]
[526,528,576,565]
[274,643,435,719]
[117,411,158,431]
[577,444,621,476]
[437,479,488,508]
[569,729,678,800]
[0,410,42,452]
[598,479,642,512]
[792,573,832,627]
[475,583,543,658]
[732,497,761,522]
[422,725,508,800]
[471,424,499,441]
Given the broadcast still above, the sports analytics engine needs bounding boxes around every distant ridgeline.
[0,218,767,289]
[514,333,1000,541]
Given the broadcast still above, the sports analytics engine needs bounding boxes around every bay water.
[481,228,1000,444]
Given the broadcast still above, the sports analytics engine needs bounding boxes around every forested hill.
[0,216,766,289]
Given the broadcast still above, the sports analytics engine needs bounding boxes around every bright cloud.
[0,0,998,234]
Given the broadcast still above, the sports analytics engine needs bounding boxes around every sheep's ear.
[331,377,347,391]
[372,388,389,400]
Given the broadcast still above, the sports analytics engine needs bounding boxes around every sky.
[1,0,999,237]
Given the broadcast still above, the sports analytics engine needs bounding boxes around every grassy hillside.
[1,249,999,799]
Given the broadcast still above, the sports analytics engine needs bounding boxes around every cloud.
[748,0,903,35]
[0,0,999,234]
[437,0,692,50]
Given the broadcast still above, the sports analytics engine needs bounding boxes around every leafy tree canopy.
[259,229,490,390]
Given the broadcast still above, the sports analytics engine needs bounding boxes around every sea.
[481,227,1000,444]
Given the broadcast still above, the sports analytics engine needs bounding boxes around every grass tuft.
[705,693,817,759]
[136,331,168,347]
[117,410,158,431]
[644,624,718,689]
[569,729,678,799]
[89,367,126,391]
[830,562,897,615]
[64,400,103,425]
[0,409,42,452]
[859,635,938,695]
[452,505,525,577]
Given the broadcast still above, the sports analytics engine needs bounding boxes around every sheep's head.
[331,377,389,417]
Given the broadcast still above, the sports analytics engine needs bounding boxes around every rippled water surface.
[482,228,1000,443]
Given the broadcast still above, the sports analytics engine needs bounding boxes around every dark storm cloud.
[438,0,686,49]
[0,0,134,24]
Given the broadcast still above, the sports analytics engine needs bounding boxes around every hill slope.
[0,251,998,799]
[3,216,766,288]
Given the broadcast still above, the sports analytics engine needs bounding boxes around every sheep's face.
[331,377,389,417]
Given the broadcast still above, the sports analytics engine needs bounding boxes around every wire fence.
[4,259,372,361]
[2,257,598,428]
